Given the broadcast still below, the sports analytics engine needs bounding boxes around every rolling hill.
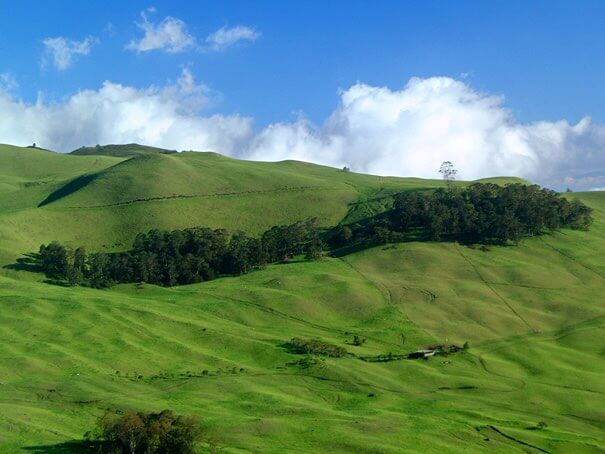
[0,143,603,452]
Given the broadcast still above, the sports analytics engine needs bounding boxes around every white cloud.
[245,78,604,190]
[0,73,603,190]
[205,26,260,51]
[42,36,97,70]
[126,10,195,53]
[0,69,251,153]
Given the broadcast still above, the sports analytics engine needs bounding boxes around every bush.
[286,338,347,357]
[352,335,366,346]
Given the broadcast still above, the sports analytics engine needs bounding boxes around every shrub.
[352,335,366,346]
[286,338,347,357]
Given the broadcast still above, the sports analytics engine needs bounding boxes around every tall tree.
[439,161,458,185]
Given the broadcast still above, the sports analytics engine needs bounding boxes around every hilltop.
[0,143,603,452]
[71,143,178,157]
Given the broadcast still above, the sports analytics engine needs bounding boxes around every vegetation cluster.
[39,219,322,287]
[285,337,348,357]
[88,409,201,453]
[331,183,593,247]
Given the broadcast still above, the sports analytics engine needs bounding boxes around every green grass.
[0,143,603,452]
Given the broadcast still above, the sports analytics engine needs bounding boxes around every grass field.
[0,143,603,452]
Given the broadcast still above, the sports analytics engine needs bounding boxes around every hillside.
[0,143,603,452]
[0,143,457,269]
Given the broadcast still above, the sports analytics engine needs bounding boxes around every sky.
[0,0,604,190]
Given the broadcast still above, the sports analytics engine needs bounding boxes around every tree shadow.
[3,252,43,272]
[4,252,73,287]
[22,440,107,453]
[42,278,73,287]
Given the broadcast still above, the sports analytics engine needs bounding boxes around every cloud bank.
[0,71,603,190]
[0,69,250,153]
[246,78,602,190]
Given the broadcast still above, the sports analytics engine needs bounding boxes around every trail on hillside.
[47,185,346,209]
[539,237,605,279]
[336,256,434,345]
[486,425,551,453]
[455,244,536,332]
[473,316,605,394]
[195,289,404,349]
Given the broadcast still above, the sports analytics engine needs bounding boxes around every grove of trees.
[90,409,201,453]
[331,183,593,247]
[286,337,348,357]
[39,219,322,288]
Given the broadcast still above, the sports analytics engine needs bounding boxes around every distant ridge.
[70,143,177,157]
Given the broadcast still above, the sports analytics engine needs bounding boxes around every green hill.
[0,143,603,452]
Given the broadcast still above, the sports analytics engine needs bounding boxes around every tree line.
[38,219,322,288]
[331,183,593,247]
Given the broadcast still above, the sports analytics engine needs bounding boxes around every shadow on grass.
[38,173,98,207]
[22,440,107,453]
[3,252,43,273]
[42,278,73,287]
[4,253,74,287]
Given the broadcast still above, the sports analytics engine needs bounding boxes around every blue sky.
[0,0,604,189]
[2,0,604,124]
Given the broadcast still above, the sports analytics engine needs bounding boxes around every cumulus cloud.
[126,9,195,53]
[0,68,251,152]
[0,72,603,190]
[245,78,603,190]
[205,26,260,51]
[42,36,97,70]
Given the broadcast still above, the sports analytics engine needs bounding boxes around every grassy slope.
[0,144,603,452]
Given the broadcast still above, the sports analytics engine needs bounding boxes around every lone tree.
[93,409,202,453]
[439,161,458,184]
